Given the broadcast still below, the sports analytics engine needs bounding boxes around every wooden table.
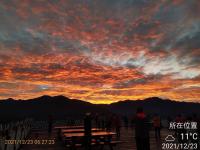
[63,131,117,150]
[54,125,84,129]
[64,131,116,138]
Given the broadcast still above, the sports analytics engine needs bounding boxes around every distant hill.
[0,96,199,122]
[108,97,200,117]
[0,95,108,122]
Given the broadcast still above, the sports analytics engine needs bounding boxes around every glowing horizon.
[0,0,200,104]
[2,94,199,105]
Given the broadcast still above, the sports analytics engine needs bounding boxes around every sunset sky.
[0,0,200,103]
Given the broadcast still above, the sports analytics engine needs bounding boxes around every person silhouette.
[112,114,121,138]
[134,107,150,150]
[123,115,129,129]
[84,112,92,150]
[48,114,53,135]
[153,114,161,139]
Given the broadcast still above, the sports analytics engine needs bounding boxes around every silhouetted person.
[167,116,172,128]
[100,114,106,129]
[94,113,99,128]
[113,115,121,138]
[130,118,135,129]
[153,114,161,139]
[123,115,129,129]
[84,113,92,150]
[48,114,53,135]
[105,115,112,131]
[134,107,150,150]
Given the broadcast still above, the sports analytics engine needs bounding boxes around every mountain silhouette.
[109,97,200,116]
[0,95,108,122]
[0,96,199,122]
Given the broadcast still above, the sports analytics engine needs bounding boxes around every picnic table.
[63,131,116,138]
[55,126,121,149]
[54,125,84,129]
[63,131,120,150]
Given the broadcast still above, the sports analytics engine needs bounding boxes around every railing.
[0,118,33,150]
[31,119,84,130]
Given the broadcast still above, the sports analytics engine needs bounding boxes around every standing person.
[105,114,112,131]
[100,113,106,129]
[84,113,92,150]
[113,115,121,138]
[153,114,161,139]
[48,114,53,135]
[94,113,99,128]
[123,115,129,129]
[134,107,150,150]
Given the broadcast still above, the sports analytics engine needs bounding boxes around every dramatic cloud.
[0,0,199,103]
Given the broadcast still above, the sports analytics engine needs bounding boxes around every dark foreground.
[21,127,172,150]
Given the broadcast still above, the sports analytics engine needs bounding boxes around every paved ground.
[21,127,173,150]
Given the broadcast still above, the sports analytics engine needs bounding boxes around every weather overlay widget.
[162,121,199,150]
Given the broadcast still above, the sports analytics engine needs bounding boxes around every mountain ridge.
[1,95,199,105]
[0,95,199,122]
